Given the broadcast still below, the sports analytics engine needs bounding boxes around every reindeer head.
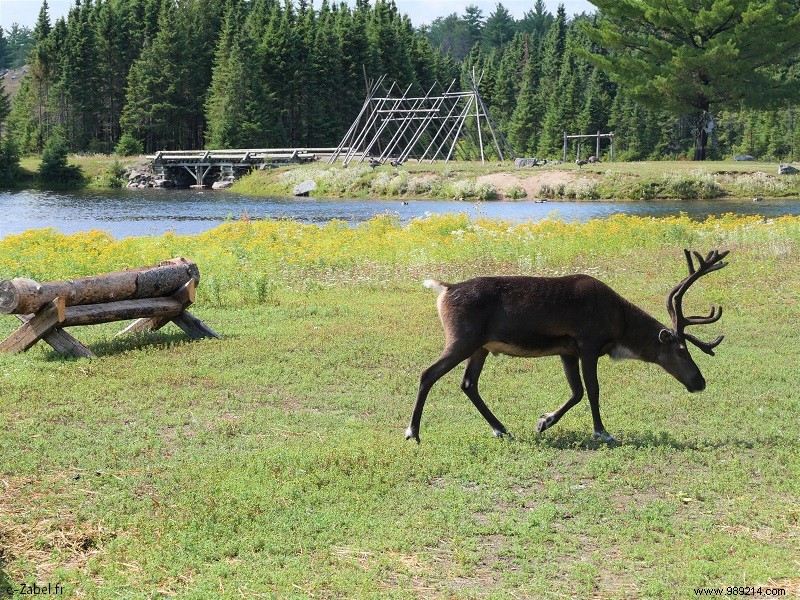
[657,249,729,392]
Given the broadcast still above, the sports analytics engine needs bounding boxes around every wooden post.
[596,130,601,158]
[610,132,614,162]
[563,131,568,162]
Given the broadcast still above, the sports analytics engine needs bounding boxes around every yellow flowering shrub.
[1,214,798,307]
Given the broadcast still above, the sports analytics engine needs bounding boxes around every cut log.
[61,298,185,327]
[0,258,200,315]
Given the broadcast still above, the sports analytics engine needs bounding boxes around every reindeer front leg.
[537,355,584,433]
[580,353,616,443]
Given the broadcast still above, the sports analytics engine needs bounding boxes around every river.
[2,188,799,239]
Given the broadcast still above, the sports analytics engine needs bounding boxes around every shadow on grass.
[0,562,14,598]
[529,429,772,451]
[40,330,216,360]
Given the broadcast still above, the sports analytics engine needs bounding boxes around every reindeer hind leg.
[406,343,476,443]
[461,347,510,438]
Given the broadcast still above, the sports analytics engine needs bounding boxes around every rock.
[734,155,754,161]
[212,180,234,189]
[778,163,799,175]
[153,179,175,188]
[514,157,546,168]
[293,180,317,196]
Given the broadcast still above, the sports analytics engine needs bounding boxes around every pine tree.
[205,4,263,148]
[577,68,611,143]
[121,2,183,152]
[0,81,20,186]
[586,0,800,159]
[519,0,552,39]
[538,51,580,158]
[37,126,84,186]
[95,0,144,151]
[60,0,102,150]
[482,3,516,48]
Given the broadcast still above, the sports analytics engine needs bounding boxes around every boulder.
[212,180,234,190]
[514,157,546,168]
[293,180,317,196]
[734,155,754,161]
[778,163,799,175]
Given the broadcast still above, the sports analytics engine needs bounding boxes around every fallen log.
[0,258,200,315]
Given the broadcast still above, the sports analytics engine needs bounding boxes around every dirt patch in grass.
[0,475,109,585]
[477,170,582,199]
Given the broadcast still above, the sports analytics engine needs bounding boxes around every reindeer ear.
[659,329,676,343]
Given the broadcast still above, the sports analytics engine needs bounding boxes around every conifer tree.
[0,82,19,186]
[121,2,183,151]
[585,0,800,159]
[60,0,101,150]
[519,0,552,39]
[482,3,516,48]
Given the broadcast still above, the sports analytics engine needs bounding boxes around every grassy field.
[1,214,799,598]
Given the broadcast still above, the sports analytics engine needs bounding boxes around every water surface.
[2,188,798,239]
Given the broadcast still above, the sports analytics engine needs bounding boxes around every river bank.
[15,155,800,200]
[231,159,800,201]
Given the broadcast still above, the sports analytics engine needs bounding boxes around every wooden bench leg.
[0,298,95,358]
[117,279,220,340]
[171,310,221,340]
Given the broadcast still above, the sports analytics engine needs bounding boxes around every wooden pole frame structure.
[563,131,615,162]
[329,71,516,166]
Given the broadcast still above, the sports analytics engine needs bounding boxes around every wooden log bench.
[0,258,220,358]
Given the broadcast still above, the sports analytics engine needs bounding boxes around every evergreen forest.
[1,0,800,171]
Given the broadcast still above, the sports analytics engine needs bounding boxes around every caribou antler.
[666,249,729,355]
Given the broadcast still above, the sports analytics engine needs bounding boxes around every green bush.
[38,131,85,187]
[115,133,144,157]
[506,185,527,199]
[96,160,127,188]
[0,137,20,186]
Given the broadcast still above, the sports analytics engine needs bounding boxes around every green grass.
[1,216,799,598]
[17,155,141,190]
[231,159,800,200]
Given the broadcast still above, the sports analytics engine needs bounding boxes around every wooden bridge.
[148,147,344,187]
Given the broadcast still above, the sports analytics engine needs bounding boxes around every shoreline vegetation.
[13,155,800,201]
[1,214,799,597]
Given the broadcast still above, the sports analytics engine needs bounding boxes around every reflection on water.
[2,187,799,239]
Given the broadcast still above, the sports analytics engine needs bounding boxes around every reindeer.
[406,250,729,444]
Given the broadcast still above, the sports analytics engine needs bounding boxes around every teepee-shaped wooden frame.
[329,71,515,166]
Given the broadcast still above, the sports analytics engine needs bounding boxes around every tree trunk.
[693,109,711,160]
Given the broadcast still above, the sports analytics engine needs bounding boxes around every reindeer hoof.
[536,414,554,433]
[405,426,420,443]
[593,430,617,444]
